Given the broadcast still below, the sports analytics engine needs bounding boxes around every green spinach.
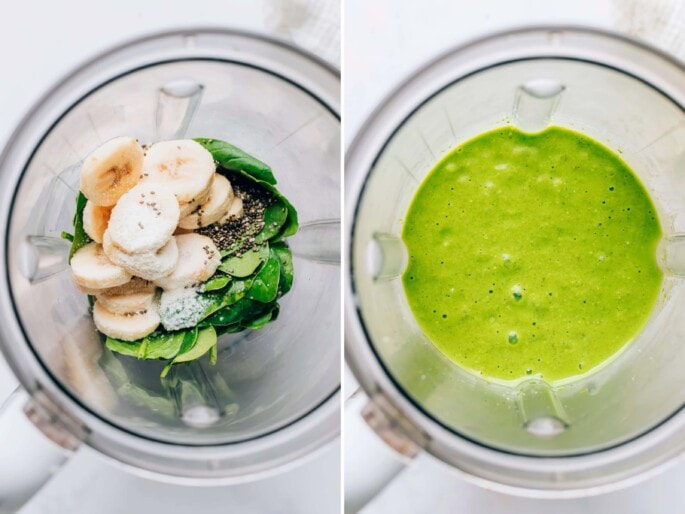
[66,192,92,261]
[219,243,269,277]
[255,200,288,242]
[88,139,298,382]
[195,138,299,242]
[271,243,294,295]
[194,138,277,185]
[202,274,231,292]
[247,256,280,303]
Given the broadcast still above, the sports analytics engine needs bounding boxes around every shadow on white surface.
[361,454,685,514]
[20,441,340,514]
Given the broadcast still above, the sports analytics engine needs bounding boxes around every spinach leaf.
[204,298,267,326]
[219,243,269,277]
[178,327,199,355]
[256,200,288,242]
[195,138,298,243]
[160,326,207,378]
[172,326,217,364]
[254,185,297,242]
[200,278,251,322]
[136,338,148,359]
[144,331,187,360]
[69,192,92,261]
[158,328,199,376]
[98,347,129,389]
[203,274,231,292]
[215,324,244,336]
[247,255,280,303]
[118,382,176,418]
[209,341,218,365]
[99,348,176,417]
[257,189,297,242]
[194,138,276,185]
[244,303,280,330]
[271,243,294,295]
[224,278,252,305]
[105,337,143,358]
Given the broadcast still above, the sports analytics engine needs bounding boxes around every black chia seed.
[197,174,274,253]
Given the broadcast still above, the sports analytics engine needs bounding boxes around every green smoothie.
[402,125,662,382]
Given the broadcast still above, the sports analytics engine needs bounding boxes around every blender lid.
[0,28,340,480]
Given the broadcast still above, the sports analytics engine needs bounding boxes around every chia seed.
[197,174,275,253]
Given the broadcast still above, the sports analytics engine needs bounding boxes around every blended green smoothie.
[402,126,662,382]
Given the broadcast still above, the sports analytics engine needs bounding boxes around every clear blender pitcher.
[0,29,340,511]
[346,27,685,497]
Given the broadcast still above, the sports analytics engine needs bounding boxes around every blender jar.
[346,27,685,494]
[0,28,340,508]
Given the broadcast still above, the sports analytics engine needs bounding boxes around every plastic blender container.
[0,29,340,512]
[346,27,685,498]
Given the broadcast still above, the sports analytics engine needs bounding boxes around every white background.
[345,0,685,513]
[0,1,341,513]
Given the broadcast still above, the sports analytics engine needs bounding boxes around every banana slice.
[107,183,180,254]
[80,137,144,207]
[83,201,112,244]
[71,242,131,290]
[154,234,221,290]
[218,196,244,224]
[178,174,235,229]
[93,299,161,341]
[96,277,157,315]
[142,140,215,214]
[76,283,105,296]
[178,192,211,218]
[103,231,179,281]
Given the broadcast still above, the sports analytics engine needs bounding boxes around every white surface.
[21,443,340,514]
[0,390,69,514]
[345,0,685,512]
[344,391,405,514]
[0,1,341,513]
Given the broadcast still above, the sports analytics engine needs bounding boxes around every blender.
[345,26,685,506]
[0,29,340,512]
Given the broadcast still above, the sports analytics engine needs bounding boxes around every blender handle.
[0,387,71,513]
[344,390,411,514]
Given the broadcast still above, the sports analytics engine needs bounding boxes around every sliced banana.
[107,183,180,254]
[75,283,106,296]
[178,191,211,218]
[142,140,215,213]
[71,242,131,291]
[96,277,157,315]
[218,196,244,224]
[103,231,179,281]
[83,201,112,244]
[178,174,235,229]
[154,234,221,290]
[174,226,194,235]
[93,299,161,341]
[80,137,144,207]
